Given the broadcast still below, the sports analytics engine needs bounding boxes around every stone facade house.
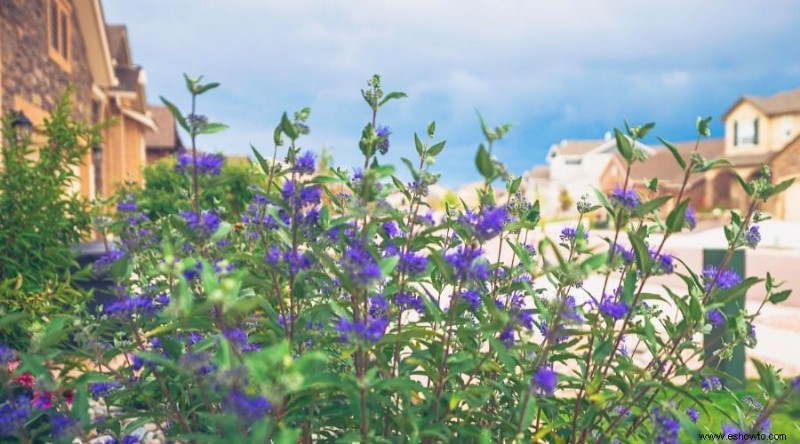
[0,0,153,199]
[600,87,800,221]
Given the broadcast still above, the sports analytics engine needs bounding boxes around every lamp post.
[10,110,33,141]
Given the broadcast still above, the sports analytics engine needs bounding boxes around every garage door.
[785,182,800,221]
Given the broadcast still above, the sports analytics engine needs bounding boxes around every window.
[565,158,582,166]
[735,118,758,146]
[783,116,794,140]
[47,0,71,71]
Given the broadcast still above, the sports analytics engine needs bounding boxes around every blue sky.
[104,0,800,188]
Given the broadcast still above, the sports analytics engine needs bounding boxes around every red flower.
[32,391,54,409]
[13,372,35,388]
[62,388,75,406]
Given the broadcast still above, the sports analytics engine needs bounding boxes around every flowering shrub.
[1,74,798,443]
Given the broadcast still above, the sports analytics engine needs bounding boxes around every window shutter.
[753,118,759,144]
[734,121,738,146]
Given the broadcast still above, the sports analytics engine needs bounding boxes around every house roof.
[724,87,800,119]
[105,24,131,65]
[527,165,550,179]
[73,0,116,87]
[110,65,141,93]
[145,105,182,149]
[552,139,608,156]
[629,138,725,184]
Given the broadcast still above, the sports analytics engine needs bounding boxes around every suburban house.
[521,135,654,216]
[145,105,184,163]
[601,87,800,221]
[0,0,154,200]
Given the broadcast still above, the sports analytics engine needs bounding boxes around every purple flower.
[282,250,314,274]
[293,151,316,175]
[790,376,800,390]
[721,423,740,435]
[707,308,725,326]
[445,246,488,281]
[117,195,137,212]
[224,390,270,425]
[382,221,401,238]
[701,266,741,291]
[700,376,722,391]
[341,244,382,286]
[652,408,680,444]
[745,225,761,249]
[0,345,15,365]
[598,291,628,320]
[461,207,510,241]
[499,327,516,347]
[176,151,224,175]
[104,296,164,317]
[131,355,144,371]
[685,207,697,230]
[651,250,675,275]
[0,397,32,436]
[560,226,588,242]
[611,186,640,209]
[613,244,635,265]
[531,367,557,395]
[50,413,79,438]
[179,210,221,235]
[122,436,140,444]
[93,250,126,274]
[88,381,122,399]
[748,324,757,343]
[460,289,481,312]
[398,251,428,275]
[376,125,391,155]
[686,407,699,423]
[395,292,425,314]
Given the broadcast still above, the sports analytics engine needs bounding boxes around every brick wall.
[0,0,93,120]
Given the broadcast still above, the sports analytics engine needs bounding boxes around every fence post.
[703,248,746,390]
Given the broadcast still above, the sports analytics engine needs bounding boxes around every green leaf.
[379,255,400,276]
[614,128,633,163]
[427,121,436,138]
[697,116,712,137]
[633,195,672,218]
[665,198,690,233]
[508,176,522,195]
[768,289,791,304]
[476,144,494,179]
[477,111,493,141]
[195,82,220,95]
[160,96,189,133]
[580,252,608,272]
[657,137,686,169]
[280,112,298,140]
[199,122,228,135]
[250,144,272,177]
[428,140,446,157]
[414,133,424,156]
[628,232,650,274]
[378,91,408,107]
[732,171,754,196]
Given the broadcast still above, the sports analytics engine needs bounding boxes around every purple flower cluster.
[707,308,725,326]
[50,413,79,438]
[224,329,260,353]
[0,344,15,364]
[398,251,428,275]
[460,206,510,241]
[745,225,761,249]
[460,289,481,312]
[376,125,391,155]
[293,151,316,175]
[610,186,640,209]
[176,151,224,175]
[179,210,221,236]
[650,249,674,275]
[560,226,588,243]
[612,244,635,266]
[445,246,488,282]
[686,407,699,423]
[104,294,168,317]
[337,314,389,344]
[395,292,425,314]
[117,194,137,212]
[89,381,122,399]
[0,397,31,437]
[382,221,401,238]
[598,291,629,320]
[685,207,697,230]
[341,243,382,286]
[531,366,557,395]
[652,408,680,444]
[701,265,742,291]
[93,250,126,274]
[700,375,722,391]
[282,181,321,209]
[224,390,270,425]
